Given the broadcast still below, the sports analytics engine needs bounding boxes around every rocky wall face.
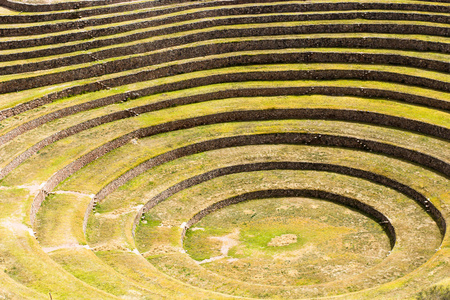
[13,108,450,190]
[3,23,450,61]
[0,0,156,14]
[2,9,449,37]
[1,0,448,17]
[3,39,450,76]
[2,75,448,124]
[0,93,125,144]
[24,112,449,229]
[1,49,449,95]
[1,84,448,149]
[2,1,448,298]
[2,10,449,54]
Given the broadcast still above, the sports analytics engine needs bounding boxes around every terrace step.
[0,0,448,298]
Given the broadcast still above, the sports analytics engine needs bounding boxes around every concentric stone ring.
[0,0,448,299]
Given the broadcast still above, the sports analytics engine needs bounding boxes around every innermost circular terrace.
[182,192,393,286]
[182,189,396,249]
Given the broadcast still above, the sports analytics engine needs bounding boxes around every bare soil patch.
[268,234,297,247]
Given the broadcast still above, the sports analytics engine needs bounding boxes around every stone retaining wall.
[2,84,447,147]
[3,40,449,76]
[26,123,444,230]
[0,0,127,12]
[3,23,449,61]
[92,128,449,207]
[2,53,448,94]
[2,9,449,37]
[2,68,448,123]
[129,160,444,238]
[3,10,449,52]
[1,0,447,18]
[13,109,450,196]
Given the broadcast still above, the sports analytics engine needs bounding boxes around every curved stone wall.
[0,0,448,298]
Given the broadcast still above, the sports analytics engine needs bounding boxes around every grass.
[3,109,441,299]
[1,77,448,147]
[0,0,448,298]
[86,210,137,250]
[48,247,155,298]
[1,54,448,116]
[3,14,449,58]
[1,90,448,186]
[72,123,448,212]
[50,115,448,195]
[0,218,115,299]
[76,137,445,297]
[0,272,44,299]
[35,192,91,248]
[0,188,117,299]
[184,197,389,285]
[94,249,233,300]
[91,140,446,242]
[3,1,449,40]
[3,47,446,78]
[3,50,449,88]
[5,0,450,28]
[416,286,450,300]
[183,229,226,261]
[136,167,440,297]
[135,216,182,255]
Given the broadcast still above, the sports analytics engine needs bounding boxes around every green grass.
[2,90,448,187]
[0,188,117,299]
[3,51,449,87]
[416,286,450,300]
[1,77,448,144]
[1,55,448,117]
[78,128,448,213]
[135,222,184,257]
[183,228,227,261]
[81,138,445,298]
[49,247,156,298]
[35,193,91,248]
[86,210,137,250]
[94,249,233,299]
[0,1,448,298]
[184,197,389,285]
[3,1,449,42]
[52,114,448,195]
[3,15,449,63]
[137,168,440,297]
